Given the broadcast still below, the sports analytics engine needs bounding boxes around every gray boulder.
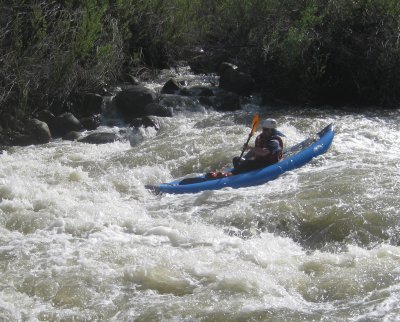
[161,79,181,94]
[80,114,101,130]
[50,112,83,138]
[13,119,51,146]
[130,116,160,131]
[114,85,157,122]
[78,132,119,144]
[26,119,51,144]
[12,134,33,146]
[143,103,172,117]
[130,117,160,131]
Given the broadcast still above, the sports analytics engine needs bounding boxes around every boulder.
[13,119,51,146]
[219,65,255,97]
[161,78,181,94]
[12,134,34,146]
[143,103,172,117]
[130,116,160,131]
[50,112,83,138]
[114,85,157,122]
[78,132,119,144]
[26,119,51,144]
[80,114,101,130]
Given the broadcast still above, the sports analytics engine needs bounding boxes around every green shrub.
[1,0,399,120]
[0,0,123,118]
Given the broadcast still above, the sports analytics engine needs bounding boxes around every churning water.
[1,76,400,321]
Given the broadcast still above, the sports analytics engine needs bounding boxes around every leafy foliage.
[0,0,123,117]
[1,0,399,120]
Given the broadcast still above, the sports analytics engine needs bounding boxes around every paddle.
[239,113,259,159]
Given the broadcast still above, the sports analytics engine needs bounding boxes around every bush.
[194,0,400,106]
[0,0,124,118]
[1,0,399,120]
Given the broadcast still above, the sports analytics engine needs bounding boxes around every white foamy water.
[1,98,400,320]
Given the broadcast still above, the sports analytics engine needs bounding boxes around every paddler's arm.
[254,140,280,158]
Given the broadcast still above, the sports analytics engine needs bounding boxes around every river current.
[1,72,400,321]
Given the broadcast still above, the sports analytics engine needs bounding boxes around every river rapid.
[1,72,400,321]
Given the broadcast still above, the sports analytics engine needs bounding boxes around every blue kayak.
[150,124,334,194]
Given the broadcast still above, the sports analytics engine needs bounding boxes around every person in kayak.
[232,118,285,174]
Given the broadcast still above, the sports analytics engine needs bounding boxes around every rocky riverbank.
[0,62,256,151]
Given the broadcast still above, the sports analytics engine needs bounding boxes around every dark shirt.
[255,129,285,153]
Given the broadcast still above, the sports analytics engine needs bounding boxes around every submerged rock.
[78,132,119,144]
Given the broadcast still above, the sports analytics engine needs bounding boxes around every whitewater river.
[1,77,400,321]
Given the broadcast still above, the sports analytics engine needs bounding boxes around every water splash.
[1,102,400,320]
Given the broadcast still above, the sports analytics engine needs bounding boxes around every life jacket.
[255,134,284,164]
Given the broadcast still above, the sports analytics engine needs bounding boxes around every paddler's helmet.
[262,118,277,129]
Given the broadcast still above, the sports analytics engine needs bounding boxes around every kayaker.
[232,118,285,173]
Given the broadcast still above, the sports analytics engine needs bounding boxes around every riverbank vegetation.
[1,0,400,120]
